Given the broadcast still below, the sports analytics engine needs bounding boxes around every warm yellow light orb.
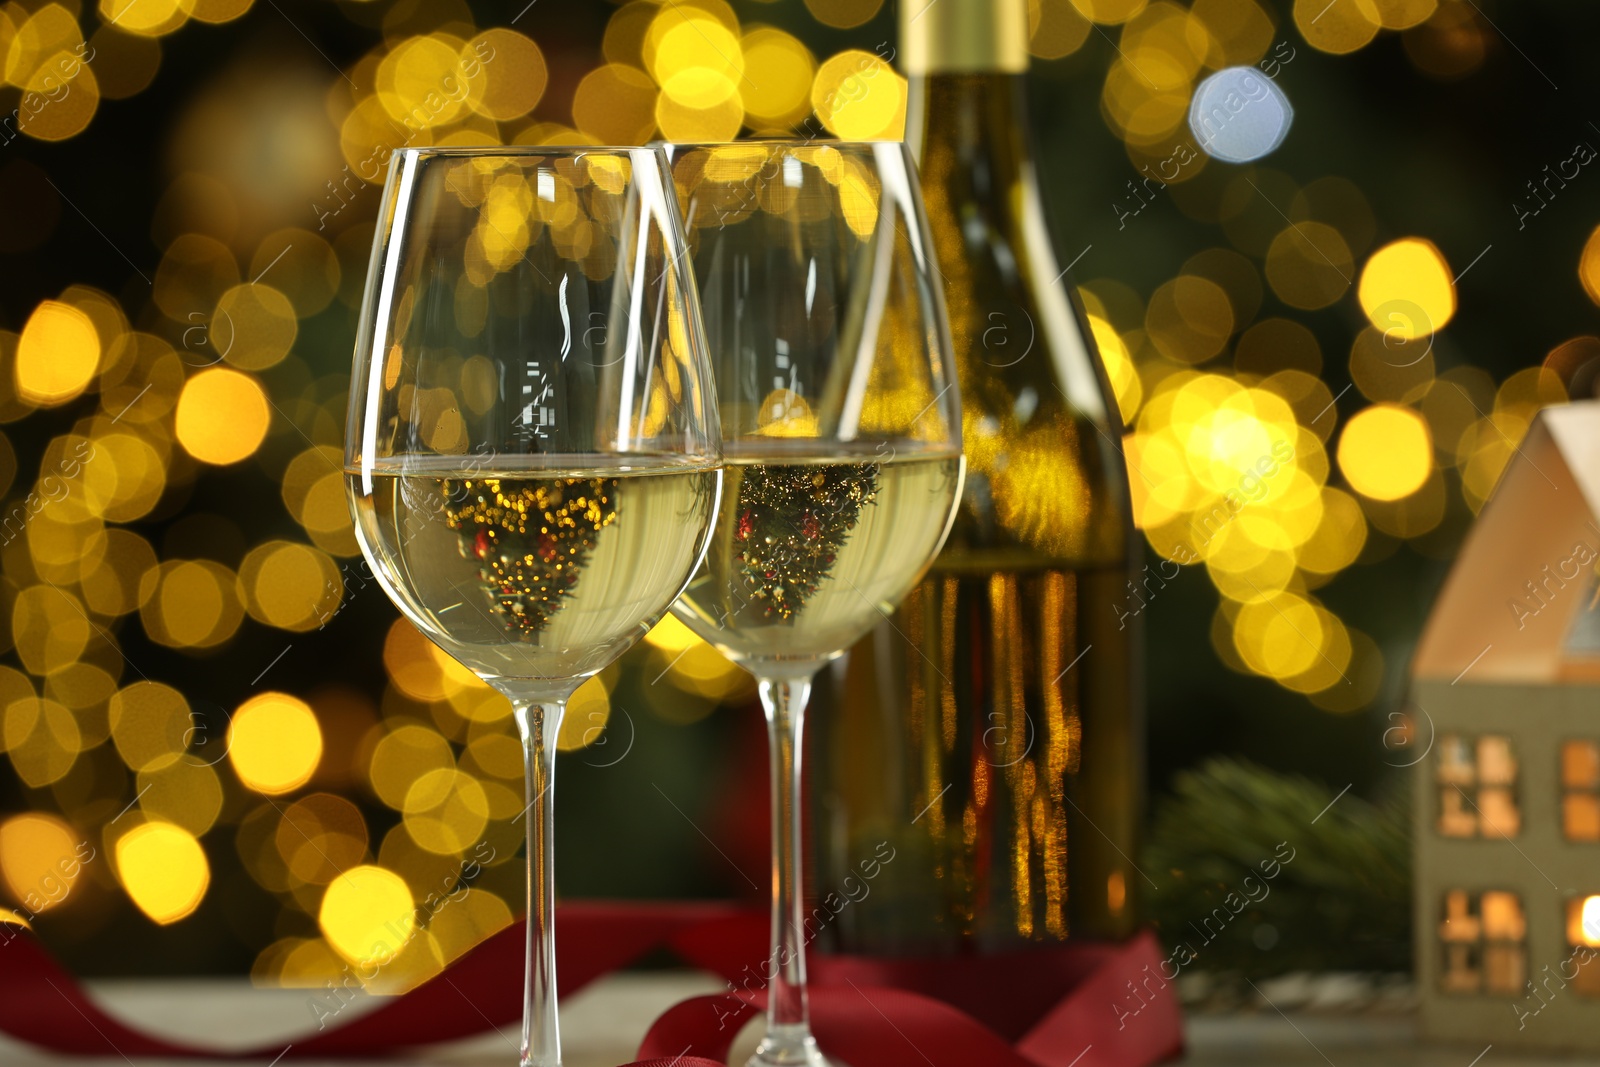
[655,92,745,141]
[115,822,209,924]
[241,541,340,632]
[381,35,469,125]
[1234,593,1326,680]
[369,724,455,811]
[1582,894,1600,947]
[464,29,548,121]
[20,55,100,141]
[740,28,814,126]
[652,17,742,107]
[812,51,905,140]
[153,560,240,648]
[1294,0,1380,54]
[557,676,612,752]
[571,63,659,145]
[100,0,188,36]
[644,613,700,654]
[320,866,415,965]
[213,283,296,370]
[1358,238,1455,342]
[1580,225,1600,307]
[16,300,99,406]
[0,813,81,912]
[227,692,322,795]
[1088,315,1142,425]
[175,368,270,465]
[1072,0,1147,24]
[1337,404,1432,501]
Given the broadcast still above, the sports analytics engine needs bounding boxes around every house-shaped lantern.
[1411,399,1600,1048]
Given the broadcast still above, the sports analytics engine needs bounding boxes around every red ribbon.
[0,904,1182,1066]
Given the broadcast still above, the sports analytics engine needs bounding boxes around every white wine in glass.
[345,146,721,1067]
[353,459,719,683]
[663,141,963,1067]
[677,441,961,667]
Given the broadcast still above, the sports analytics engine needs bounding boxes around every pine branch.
[1143,758,1411,977]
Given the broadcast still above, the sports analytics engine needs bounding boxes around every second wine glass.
[664,140,963,1067]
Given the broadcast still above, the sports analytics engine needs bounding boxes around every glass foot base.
[745,1027,833,1067]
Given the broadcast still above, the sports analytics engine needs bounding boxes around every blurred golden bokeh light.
[277,794,368,886]
[12,586,91,676]
[1074,0,1149,25]
[402,768,489,854]
[1349,327,1434,404]
[115,821,209,924]
[1264,223,1353,310]
[228,692,323,795]
[1146,275,1234,364]
[109,682,191,774]
[1577,895,1600,948]
[142,560,244,649]
[16,301,99,406]
[1294,0,1380,54]
[1027,0,1092,59]
[812,51,906,140]
[467,29,548,121]
[3,697,79,787]
[431,887,512,964]
[649,8,742,108]
[214,284,297,370]
[572,63,658,145]
[239,541,342,632]
[138,759,224,837]
[20,58,99,141]
[1337,404,1433,501]
[1374,0,1438,31]
[1580,224,1600,306]
[1233,590,1326,679]
[370,723,455,810]
[656,91,744,142]
[1402,3,1487,79]
[1088,315,1142,423]
[100,0,188,37]
[557,676,611,752]
[641,613,746,704]
[319,865,414,966]
[1359,238,1455,341]
[806,0,884,28]
[384,618,477,703]
[153,234,237,320]
[174,368,270,465]
[740,29,815,129]
[0,813,82,912]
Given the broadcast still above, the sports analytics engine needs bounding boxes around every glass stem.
[752,673,823,1065]
[514,700,565,1067]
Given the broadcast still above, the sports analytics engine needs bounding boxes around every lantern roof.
[1413,399,1600,684]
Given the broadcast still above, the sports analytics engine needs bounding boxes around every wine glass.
[662,141,963,1067]
[345,146,721,1067]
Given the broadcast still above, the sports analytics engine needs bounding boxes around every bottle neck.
[901,0,1033,179]
[906,72,1034,210]
[900,0,1029,78]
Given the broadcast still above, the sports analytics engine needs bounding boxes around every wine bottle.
[809,0,1143,951]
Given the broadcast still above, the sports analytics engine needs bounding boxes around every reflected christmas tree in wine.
[442,477,620,636]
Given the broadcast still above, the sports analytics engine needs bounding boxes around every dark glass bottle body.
[811,65,1143,952]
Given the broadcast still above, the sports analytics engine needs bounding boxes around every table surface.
[0,975,1589,1067]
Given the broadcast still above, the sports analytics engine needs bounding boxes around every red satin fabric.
[0,904,1182,1066]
